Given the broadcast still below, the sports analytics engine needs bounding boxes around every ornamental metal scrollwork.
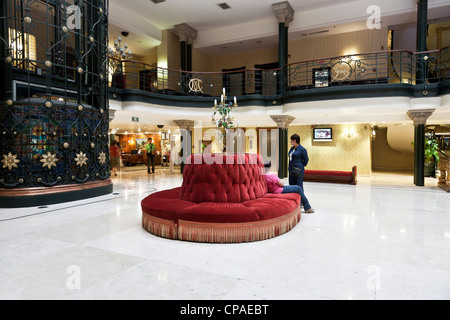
[331,60,353,82]
[0,0,111,191]
[1,153,20,171]
[189,78,203,93]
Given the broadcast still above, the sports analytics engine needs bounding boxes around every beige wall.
[156,29,181,91]
[372,128,414,171]
[140,48,158,66]
[193,48,213,72]
[428,21,450,50]
[289,27,388,63]
[211,47,278,71]
[207,28,388,72]
[157,29,180,70]
[288,124,373,175]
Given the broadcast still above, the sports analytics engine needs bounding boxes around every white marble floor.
[1,168,450,300]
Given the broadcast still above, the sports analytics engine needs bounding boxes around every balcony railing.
[109,60,280,98]
[109,46,450,98]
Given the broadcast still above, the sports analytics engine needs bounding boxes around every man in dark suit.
[288,134,309,191]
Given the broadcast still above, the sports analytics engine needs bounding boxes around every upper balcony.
[108,46,450,108]
[8,46,450,111]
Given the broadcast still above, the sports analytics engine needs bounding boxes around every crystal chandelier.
[212,88,238,152]
[109,35,132,59]
[108,35,132,75]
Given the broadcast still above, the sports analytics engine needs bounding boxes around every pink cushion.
[179,154,268,203]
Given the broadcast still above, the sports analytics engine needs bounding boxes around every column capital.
[173,119,195,131]
[174,23,198,44]
[272,1,294,27]
[270,115,295,129]
[407,109,435,126]
[108,109,116,123]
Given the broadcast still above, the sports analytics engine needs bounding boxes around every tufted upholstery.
[179,154,268,203]
[141,153,301,243]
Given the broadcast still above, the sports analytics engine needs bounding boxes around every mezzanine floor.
[0,168,449,300]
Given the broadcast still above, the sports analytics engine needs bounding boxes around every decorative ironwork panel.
[108,58,280,98]
[286,50,415,91]
[0,0,110,190]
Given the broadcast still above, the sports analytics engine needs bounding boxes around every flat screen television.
[313,128,332,142]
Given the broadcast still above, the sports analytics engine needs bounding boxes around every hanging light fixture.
[109,35,132,60]
[108,35,133,76]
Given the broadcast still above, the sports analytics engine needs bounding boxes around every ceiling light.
[218,3,231,10]
[150,0,165,4]
[308,30,329,36]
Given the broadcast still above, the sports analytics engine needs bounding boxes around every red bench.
[141,154,301,243]
[304,166,357,185]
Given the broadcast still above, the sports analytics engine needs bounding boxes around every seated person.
[264,161,315,214]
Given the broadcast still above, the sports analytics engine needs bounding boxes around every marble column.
[174,120,194,174]
[272,1,294,95]
[271,115,295,178]
[416,0,428,86]
[174,24,197,94]
[407,109,435,186]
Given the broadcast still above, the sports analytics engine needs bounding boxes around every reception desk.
[121,153,161,166]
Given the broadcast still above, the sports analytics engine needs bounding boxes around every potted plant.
[424,139,440,177]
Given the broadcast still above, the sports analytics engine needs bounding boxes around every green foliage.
[425,139,440,164]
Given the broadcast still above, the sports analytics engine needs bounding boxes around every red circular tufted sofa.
[141,154,301,243]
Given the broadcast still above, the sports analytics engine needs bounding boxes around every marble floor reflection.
[1,167,449,300]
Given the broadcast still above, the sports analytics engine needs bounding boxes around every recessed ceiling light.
[218,3,231,10]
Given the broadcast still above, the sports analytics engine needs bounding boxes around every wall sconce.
[344,129,355,138]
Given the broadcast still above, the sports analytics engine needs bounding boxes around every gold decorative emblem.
[1,152,20,170]
[98,152,106,165]
[331,61,352,82]
[189,78,203,93]
[74,152,88,167]
[40,152,58,169]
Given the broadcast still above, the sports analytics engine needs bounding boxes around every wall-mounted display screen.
[313,128,333,141]
[313,67,331,88]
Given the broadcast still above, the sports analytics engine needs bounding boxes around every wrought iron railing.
[108,46,450,98]
[415,46,450,84]
[286,50,414,89]
[109,58,280,98]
